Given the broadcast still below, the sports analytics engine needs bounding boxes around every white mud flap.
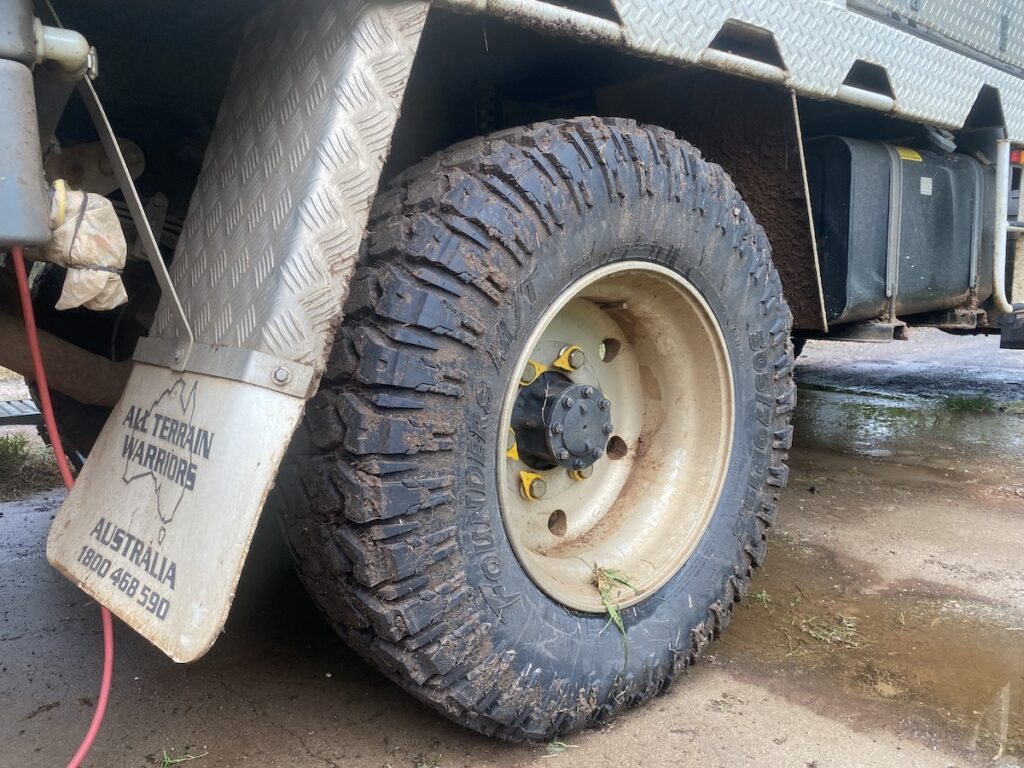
[47,363,303,662]
[44,0,428,661]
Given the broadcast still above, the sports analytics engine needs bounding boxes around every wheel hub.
[510,373,613,471]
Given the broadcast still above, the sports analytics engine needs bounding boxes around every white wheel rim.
[497,261,735,613]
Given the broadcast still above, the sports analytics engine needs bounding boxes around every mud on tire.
[277,117,795,740]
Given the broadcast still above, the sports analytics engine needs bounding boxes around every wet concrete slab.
[1,330,1022,767]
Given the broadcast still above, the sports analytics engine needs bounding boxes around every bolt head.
[562,396,575,408]
[550,423,564,435]
[520,364,536,385]
[568,349,585,369]
[529,478,547,499]
[592,447,604,459]
[273,366,291,384]
[598,398,611,411]
[557,449,570,461]
[603,423,615,434]
[582,386,594,399]
[573,458,586,470]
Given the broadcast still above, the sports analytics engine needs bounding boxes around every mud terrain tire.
[278,117,795,741]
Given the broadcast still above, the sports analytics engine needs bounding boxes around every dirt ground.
[1,330,1022,768]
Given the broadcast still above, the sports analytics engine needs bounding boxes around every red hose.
[11,247,115,768]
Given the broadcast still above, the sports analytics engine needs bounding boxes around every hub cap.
[498,262,735,613]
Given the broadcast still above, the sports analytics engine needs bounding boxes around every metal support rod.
[992,139,1024,315]
[76,77,195,365]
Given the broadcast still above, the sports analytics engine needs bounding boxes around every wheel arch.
[390,7,828,329]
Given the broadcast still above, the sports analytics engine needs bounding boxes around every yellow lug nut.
[520,359,547,386]
[506,428,520,461]
[553,344,585,372]
[568,465,594,481]
[519,470,547,501]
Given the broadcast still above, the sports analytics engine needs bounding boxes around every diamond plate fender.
[152,0,429,369]
[47,0,428,661]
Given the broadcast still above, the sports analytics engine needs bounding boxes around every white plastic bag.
[42,180,128,311]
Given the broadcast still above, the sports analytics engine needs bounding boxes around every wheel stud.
[569,465,593,481]
[553,344,586,372]
[520,360,544,386]
[506,428,520,461]
[519,471,547,501]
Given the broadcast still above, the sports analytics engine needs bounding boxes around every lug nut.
[550,423,564,435]
[603,423,615,434]
[582,386,595,399]
[592,447,604,459]
[568,348,586,369]
[520,363,537,386]
[557,449,570,461]
[598,397,611,411]
[562,395,575,408]
[528,477,547,499]
[570,465,594,480]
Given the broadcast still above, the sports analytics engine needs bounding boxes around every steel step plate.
[47,363,303,662]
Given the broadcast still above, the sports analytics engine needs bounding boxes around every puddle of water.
[794,387,1024,466]
[721,536,1024,762]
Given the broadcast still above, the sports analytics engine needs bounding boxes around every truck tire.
[278,116,795,741]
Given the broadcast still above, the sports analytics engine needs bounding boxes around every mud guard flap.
[44,0,428,660]
[47,363,303,661]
